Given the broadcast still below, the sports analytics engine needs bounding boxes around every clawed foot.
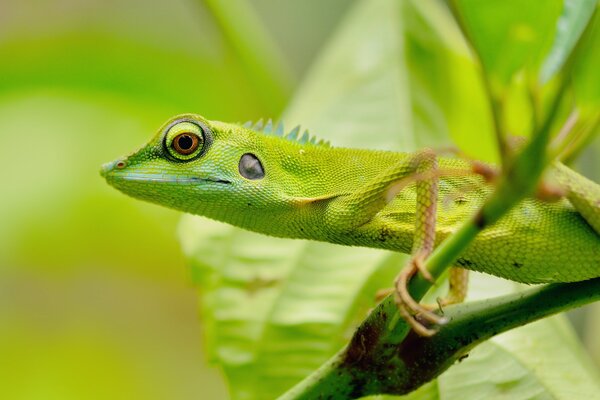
[393,254,448,337]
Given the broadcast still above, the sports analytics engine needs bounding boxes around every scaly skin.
[101,114,600,284]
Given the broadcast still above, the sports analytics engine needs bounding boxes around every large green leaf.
[540,0,598,84]
[180,218,395,399]
[285,0,497,160]
[453,0,599,144]
[180,0,600,398]
[455,0,563,89]
[572,7,600,111]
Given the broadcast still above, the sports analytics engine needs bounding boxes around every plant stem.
[278,278,600,399]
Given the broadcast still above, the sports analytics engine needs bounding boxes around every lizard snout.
[100,159,127,178]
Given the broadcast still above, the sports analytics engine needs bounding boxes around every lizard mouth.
[100,162,231,185]
[105,173,231,185]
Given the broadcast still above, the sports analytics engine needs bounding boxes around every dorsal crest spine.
[241,119,330,147]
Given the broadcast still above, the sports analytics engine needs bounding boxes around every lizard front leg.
[392,150,449,336]
[325,150,453,335]
[324,151,435,231]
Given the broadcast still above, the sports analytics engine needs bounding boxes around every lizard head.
[101,114,271,220]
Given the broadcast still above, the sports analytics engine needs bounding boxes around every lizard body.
[102,114,600,285]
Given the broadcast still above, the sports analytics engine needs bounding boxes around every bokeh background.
[0,0,357,398]
[1,1,598,399]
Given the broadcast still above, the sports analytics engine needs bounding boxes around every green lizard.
[101,114,600,333]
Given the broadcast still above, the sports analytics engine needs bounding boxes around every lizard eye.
[164,120,209,161]
[173,133,199,155]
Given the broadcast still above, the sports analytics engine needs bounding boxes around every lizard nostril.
[100,159,127,177]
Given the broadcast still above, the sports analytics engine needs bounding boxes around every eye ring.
[163,118,212,162]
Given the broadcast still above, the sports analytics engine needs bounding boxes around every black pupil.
[178,134,194,150]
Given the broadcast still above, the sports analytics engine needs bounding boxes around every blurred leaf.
[202,0,295,114]
[285,0,497,160]
[0,93,188,278]
[0,1,295,397]
[540,0,597,83]
[0,269,228,400]
[180,0,600,399]
[0,33,265,119]
[402,0,497,161]
[451,0,599,149]
[584,303,600,367]
[0,13,294,273]
[454,0,563,90]
[572,8,600,111]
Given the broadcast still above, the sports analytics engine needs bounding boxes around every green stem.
[278,278,600,399]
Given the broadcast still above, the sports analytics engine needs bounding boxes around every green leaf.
[179,0,600,398]
[572,8,600,110]
[540,0,598,83]
[180,218,397,399]
[362,277,600,400]
[434,276,600,399]
[202,0,295,114]
[285,0,499,161]
[454,0,563,89]
[584,303,600,366]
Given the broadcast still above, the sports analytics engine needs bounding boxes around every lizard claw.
[393,260,448,337]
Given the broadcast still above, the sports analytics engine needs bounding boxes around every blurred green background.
[1,1,599,399]
[0,0,356,398]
